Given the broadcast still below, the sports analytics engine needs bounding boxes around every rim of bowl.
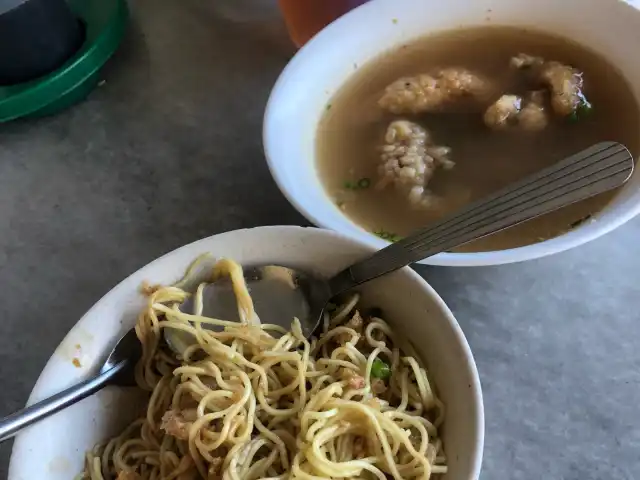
[9,226,484,479]
[263,0,640,267]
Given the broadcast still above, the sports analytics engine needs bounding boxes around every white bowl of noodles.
[8,226,483,480]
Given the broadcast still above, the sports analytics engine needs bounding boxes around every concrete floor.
[1,1,639,478]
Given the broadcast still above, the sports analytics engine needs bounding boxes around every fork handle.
[329,142,634,295]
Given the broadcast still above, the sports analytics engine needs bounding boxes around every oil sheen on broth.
[316,27,640,252]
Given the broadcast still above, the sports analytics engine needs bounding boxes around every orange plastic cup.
[278,0,368,47]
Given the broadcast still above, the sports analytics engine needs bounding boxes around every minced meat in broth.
[316,27,639,252]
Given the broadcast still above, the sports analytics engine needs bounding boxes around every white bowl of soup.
[263,0,640,266]
[9,226,483,480]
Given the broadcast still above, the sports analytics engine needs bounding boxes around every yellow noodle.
[80,257,446,480]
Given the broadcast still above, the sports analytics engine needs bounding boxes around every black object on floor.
[0,0,85,85]
[0,0,129,121]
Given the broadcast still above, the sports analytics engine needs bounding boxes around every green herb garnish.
[371,358,391,380]
[344,177,372,191]
[569,214,592,229]
[374,230,401,242]
[342,177,371,190]
[568,98,592,123]
[357,177,371,189]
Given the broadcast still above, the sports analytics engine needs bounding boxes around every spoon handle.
[329,141,634,294]
[0,359,129,443]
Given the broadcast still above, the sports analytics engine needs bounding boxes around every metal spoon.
[0,141,633,441]
[167,141,635,345]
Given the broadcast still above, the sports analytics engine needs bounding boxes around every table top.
[1,1,639,478]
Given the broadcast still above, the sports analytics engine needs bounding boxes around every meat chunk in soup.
[483,94,522,129]
[484,91,548,131]
[511,53,591,118]
[510,53,545,69]
[541,61,589,117]
[378,120,454,208]
[518,91,548,131]
[378,68,490,114]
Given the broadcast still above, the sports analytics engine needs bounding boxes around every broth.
[316,27,640,252]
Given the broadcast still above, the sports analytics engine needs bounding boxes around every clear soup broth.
[316,27,640,252]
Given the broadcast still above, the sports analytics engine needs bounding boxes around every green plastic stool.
[0,0,128,122]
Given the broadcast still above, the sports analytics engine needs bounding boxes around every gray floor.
[1,0,639,478]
